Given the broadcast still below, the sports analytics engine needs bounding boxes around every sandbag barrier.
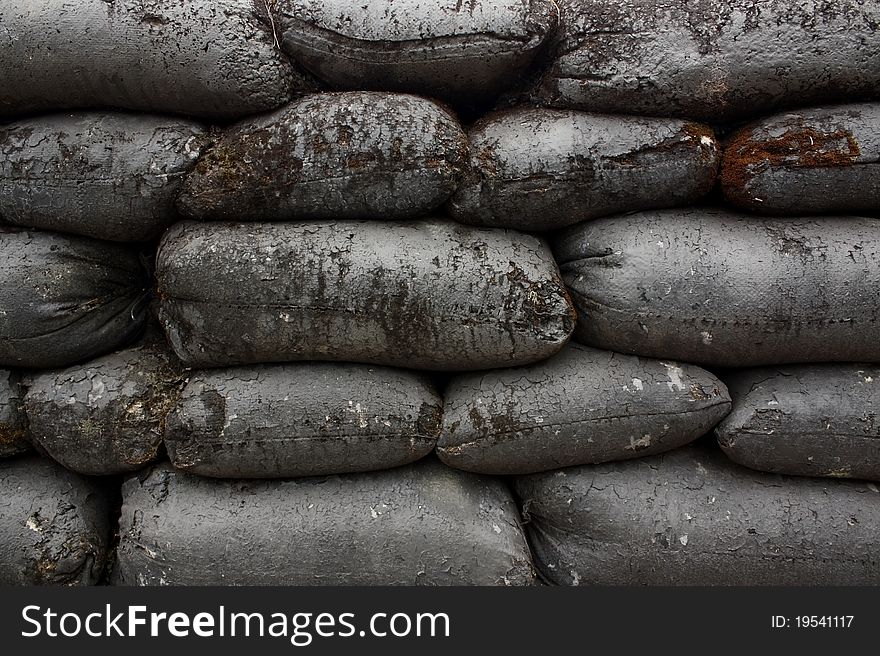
[0,0,878,586]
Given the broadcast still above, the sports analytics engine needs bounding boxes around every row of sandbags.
[4,338,880,482]
[3,443,879,586]
[1,1,877,120]
[2,97,877,242]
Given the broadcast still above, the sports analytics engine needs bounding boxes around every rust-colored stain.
[721,123,862,203]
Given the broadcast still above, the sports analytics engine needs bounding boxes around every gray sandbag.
[515,444,880,585]
[165,363,442,478]
[115,460,535,585]
[274,0,556,104]
[0,113,209,242]
[448,109,719,231]
[176,92,466,221]
[157,219,575,370]
[722,103,880,215]
[24,340,184,476]
[0,228,147,369]
[0,370,28,458]
[716,365,880,481]
[0,456,110,585]
[554,209,880,367]
[438,343,730,475]
[538,0,880,121]
[0,0,301,119]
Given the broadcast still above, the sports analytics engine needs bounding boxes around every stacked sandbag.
[0,0,307,119]
[273,0,557,105]
[165,363,442,478]
[515,444,880,585]
[156,219,575,370]
[722,103,880,215]
[448,109,720,231]
[0,457,110,585]
[176,92,467,220]
[0,370,29,457]
[115,460,535,585]
[554,209,880,367]
[438,343,731,474]
[0,228,148,369]
[716,365,880,482]
[24,339,184,476]
[538,0,880,121]
[0,113,209,241]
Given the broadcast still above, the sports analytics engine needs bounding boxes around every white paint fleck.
[570,570,581,585]
[656,240,665,248]
[492,524,501,534]
[679,535,689,546]
[631,378,644,391]
[700,135,713,147]
[370,507,379,519]
[684,513,693,521]
[25,516,41,532]
[700,331,713,345]
[662,363,686,391]
[626,435,652,450]
[767,400,779,406]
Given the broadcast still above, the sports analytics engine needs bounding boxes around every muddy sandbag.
[438,343,730,474]
[176,92,466,221]
[157,219,575,370]
[0,456,110,585]
[274,0,556,104]
[538,0,880,121]
[721,103,880,215]
[0,0,301,119]
[555,209,880,367]
[24,341,184,476]
[0,113,209,242]
[515,444,880,585]
[0,370,28,458]
[716,365,880,481]
[449,109,719,231]
[165,363,441,478]
[0,229,147,369]
[115,460,535,585]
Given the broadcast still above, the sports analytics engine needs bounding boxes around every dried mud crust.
[164,362,442,478]
[515,443,880,585]
[438,342,730,474]
[156,220,575,370]
[115,460,536,585]
[0,369,29,458]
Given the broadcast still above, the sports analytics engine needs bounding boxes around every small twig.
[264,0,281,49]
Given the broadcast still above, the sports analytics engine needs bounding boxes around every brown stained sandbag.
[275,0,557,105]
[115,460,535,586]
[716,364,880,481]
[157,220,575,371]
[176,92,467,221]
[0,113,209,242]
[0,370,28,458]
[438,343,730,475]
[25,340,185,476]
[0,457,110,586]
[539,0,880,121]
[721,103,880,215]
[449,108,719,230]
[555,209,880,367]
[165,363,442,478]
[0,0,304,119]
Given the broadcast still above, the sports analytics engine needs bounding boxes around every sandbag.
[515,444,880,585]
[0,456,110,585]
[0,228,148,369]
[716,365,880,481]
[0,370,28,458]
[24,340,184,476]
[274,0,556,104]
[157,220,575,370]
[0,0,301,119]
[438,343,730,474]
[554,209,880,367]
[449,109,719,230]
[722,103,880,215]
[538,0,880,121]
[165,363,442,478]
[115,460,535,585]
[176,92,466,221]
[0,113,208,242]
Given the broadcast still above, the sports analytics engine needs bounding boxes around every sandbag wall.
[0,0,878,586]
